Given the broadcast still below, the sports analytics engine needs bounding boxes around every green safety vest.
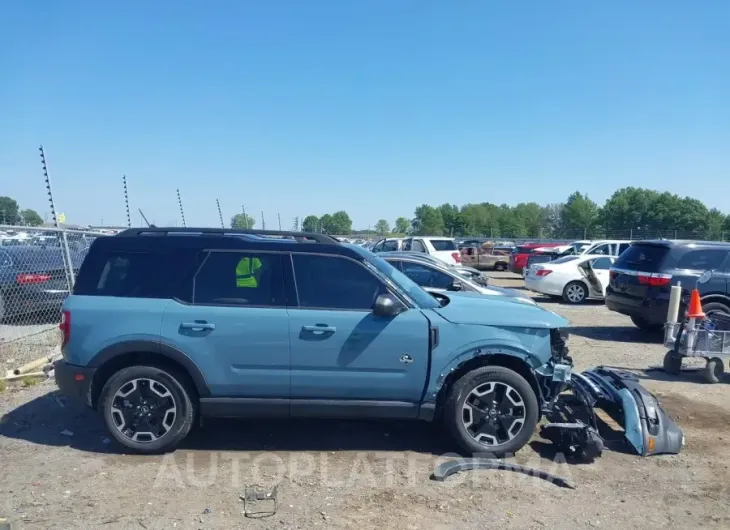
[236,257,262,288]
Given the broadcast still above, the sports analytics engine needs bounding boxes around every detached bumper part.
[572,367,683,456]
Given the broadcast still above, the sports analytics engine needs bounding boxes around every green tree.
[325,211,352,235]
[302,215,320,232]
[498,204,526,238]
[707,208,726,238]
[541,204,564,237]
[562,192,599,233]
[438,204,466,236]
[412,204,444,235]
[230,213,255,229]
[20,208,43,227]
[601,187,656,230]
[394,217,410,235]
[374,219,390,235]
[460,203,500,237]
[513,202,545,238]
[319,214,333,233]
[0,196,20,225]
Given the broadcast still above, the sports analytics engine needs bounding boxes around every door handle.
[302,325,336,333]
[180,321,216,331]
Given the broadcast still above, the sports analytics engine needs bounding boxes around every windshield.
[346,245,441,308]
[430,239,457,251]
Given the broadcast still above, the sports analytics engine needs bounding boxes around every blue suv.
[54,228,572,455]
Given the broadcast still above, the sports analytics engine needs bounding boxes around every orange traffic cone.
[686,289,705,319]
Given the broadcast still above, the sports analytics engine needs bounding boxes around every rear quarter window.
[675,249,729,271]
[429,239,456,251]
[74,248,199,298]
[614,244,670,273]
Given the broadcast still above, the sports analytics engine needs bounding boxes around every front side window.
[193,252,284,306]
[591,244,611,255]
[382,240,399,252]
[292,254,386,310]
[399,261,454,290]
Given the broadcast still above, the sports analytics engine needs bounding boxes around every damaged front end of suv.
[537,329,684,460]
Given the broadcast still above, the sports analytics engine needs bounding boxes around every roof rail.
[115,227,339,244]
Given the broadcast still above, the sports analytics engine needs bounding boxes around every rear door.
[160,250,291,403]
[287,253,430,407]
[579,257,614,296]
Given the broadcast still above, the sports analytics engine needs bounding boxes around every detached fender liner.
[431,458,574,489]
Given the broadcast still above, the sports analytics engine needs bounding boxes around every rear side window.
[193,252,284,306]
[382,240,399,251]
[429,239,457,251]
[676,249,729,271]
[614,244,670,272]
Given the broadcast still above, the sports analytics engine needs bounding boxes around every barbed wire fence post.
[261,211,266,230]
[122,175,132,228]
[216,199,224,228]
[177,189,187,227]
[278,213,282,231]
[39,145,75,289]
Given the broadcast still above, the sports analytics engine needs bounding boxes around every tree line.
[0,196,44,226]
[297,188,730,239]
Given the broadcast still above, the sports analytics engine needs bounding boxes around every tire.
[703,357,724,384]
[630,316,663,332]
[562,281,588,304]
[663,350,682,375]
[444,365,539,457]
[99,365,196,454]
[703,302,730,320]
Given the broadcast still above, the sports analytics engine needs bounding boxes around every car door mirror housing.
[373,294,404,317]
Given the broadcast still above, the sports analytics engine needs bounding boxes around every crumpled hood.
[433,291,569,329]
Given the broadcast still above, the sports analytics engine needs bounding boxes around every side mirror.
[373,293,404,317]
[449,280,463,291]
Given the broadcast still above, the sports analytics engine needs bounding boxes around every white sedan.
[524,254,616,304]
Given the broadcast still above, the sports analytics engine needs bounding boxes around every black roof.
[92,227,361,258]
[631,239,730,249]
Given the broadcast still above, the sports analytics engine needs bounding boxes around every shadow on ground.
[0,390,452,456]
[569,326,662,344]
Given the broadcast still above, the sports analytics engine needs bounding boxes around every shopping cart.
[663,312,730,383]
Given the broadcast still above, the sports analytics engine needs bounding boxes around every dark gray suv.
[606,240,730,331]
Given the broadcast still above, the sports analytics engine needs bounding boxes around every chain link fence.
[0,225,106,371]
[465,228,730,243]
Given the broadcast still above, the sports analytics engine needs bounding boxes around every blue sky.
[1,1,728,229]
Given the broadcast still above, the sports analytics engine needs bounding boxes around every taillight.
[609,270,618,280]
[637,273,672,287]
[17,273,51,285]
[451,252,461,263]
[59,310,71,347]
[536,269,553,277]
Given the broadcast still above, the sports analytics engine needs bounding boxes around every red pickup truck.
[509,243,561,275]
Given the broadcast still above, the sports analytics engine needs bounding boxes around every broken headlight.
[550,328,571,365]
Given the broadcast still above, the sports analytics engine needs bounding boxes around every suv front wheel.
[99,365,196,453]
[445,365,539,456]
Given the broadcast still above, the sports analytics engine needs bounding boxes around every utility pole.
[122,175,131,228]
[216,199,224,228]
[293,217,299,231]
[278,213,282,230]
[261,211,266,230]
[177,189,186,227]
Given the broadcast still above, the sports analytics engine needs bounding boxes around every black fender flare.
[88,340,210,398]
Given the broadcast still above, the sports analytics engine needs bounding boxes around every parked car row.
[517,238,730,331]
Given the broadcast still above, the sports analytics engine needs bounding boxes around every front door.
[580,257,614,297]
[287,253,430,407]
[160,251,290,400]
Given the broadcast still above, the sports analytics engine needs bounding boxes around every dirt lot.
[1,271,729,529]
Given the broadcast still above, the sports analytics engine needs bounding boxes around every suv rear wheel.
[444,365,539,456]
[703,302,730,319]
[99,365,195,453]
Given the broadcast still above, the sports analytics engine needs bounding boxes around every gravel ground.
[1,272,729,529]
